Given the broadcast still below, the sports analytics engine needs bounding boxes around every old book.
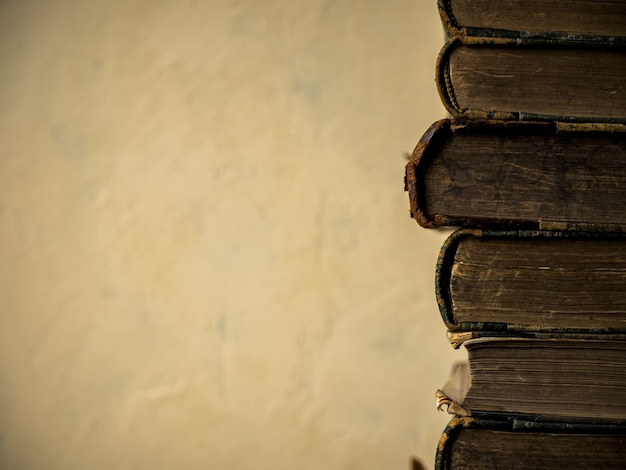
[436,36,626,122]
[435,337,626,421]
[404,119,626,230]
[436,229,626,336]
[436,416,626,470]
[438,0,626,41]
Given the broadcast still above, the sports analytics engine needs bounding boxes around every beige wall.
[0,1,461,469]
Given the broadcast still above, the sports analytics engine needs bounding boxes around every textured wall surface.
[0,1,460,469]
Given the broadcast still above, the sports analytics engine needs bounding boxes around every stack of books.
[406,1,626,468]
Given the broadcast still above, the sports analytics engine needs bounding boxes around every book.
[438,0,626,41]
[436,229,626,337]
[436,416,626,470]
[436,36,626,122]
[404,119,626,230]
[435,336,626,421]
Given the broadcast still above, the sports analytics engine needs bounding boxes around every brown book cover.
[436,36,626,123]
[404,119,626,230]
[436,228,626,336]
[436,415,626,470]
[438,0,626,41]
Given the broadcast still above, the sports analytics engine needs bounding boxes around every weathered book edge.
[404,119,450,229]
[436,36,626,123]
[405,119,542,229]
[437,0,626,43]
[436,229,626,344]
[436,361,471,417]
[435,416,626,470]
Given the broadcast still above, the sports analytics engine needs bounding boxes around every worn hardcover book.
[436,416,626,470]
[404,119,626,230]
[435,337,626,421]
[436,229,626,336]
[436,36,626,122]
[438,0,626,41]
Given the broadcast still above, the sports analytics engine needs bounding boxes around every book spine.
[436,37,626,123]
[437,0,626,43]
[436,416,626,470]
[437,229,626,344]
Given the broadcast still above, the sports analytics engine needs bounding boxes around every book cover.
[436,36,626,123]
[435,228,626,336]
[404,119,626,230]
[436,415,626,470]
[438,0,626,42]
